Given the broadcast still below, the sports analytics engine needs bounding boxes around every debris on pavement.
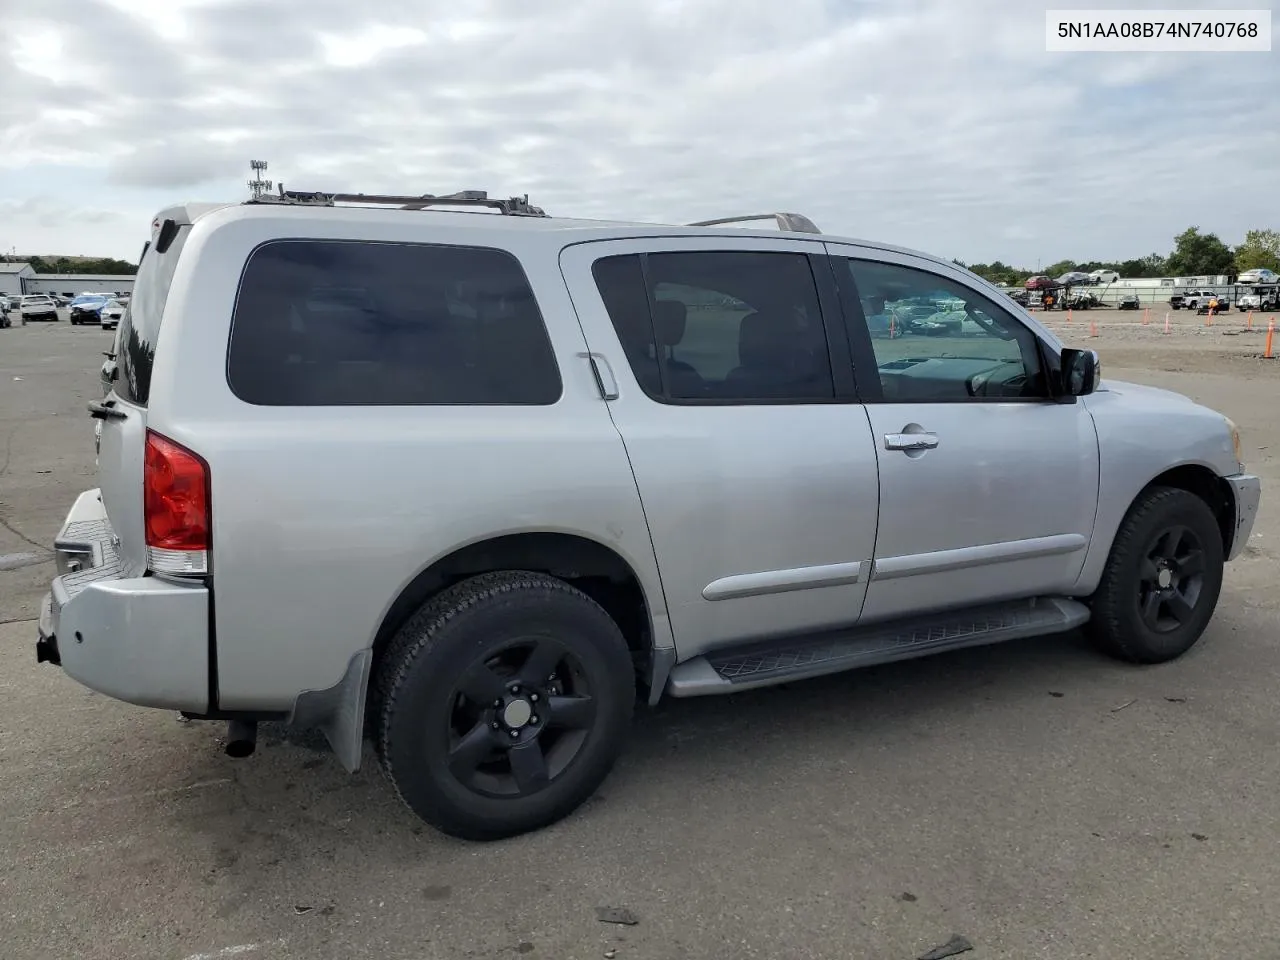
[595,907,639,926]
[918,934,974,959]
[1110,698,1137,712]
[1165,696,1188,703]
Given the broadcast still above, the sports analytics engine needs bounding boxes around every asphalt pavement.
[3,318,1280,960]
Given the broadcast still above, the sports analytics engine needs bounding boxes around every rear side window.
[117,225,190,406]
[591,251,835,403]
[226,240,561,406]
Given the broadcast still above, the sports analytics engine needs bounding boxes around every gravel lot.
[2,309,1280,960]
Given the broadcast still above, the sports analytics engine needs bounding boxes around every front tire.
[1088,486,1224,664]
[375,571,635,840]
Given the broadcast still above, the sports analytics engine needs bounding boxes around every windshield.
[72,296,107,306]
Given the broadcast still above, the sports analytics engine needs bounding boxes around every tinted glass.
[227,240,561,406]
[844,259,1046,402]
[592,251,834,402]
[117,224,190,406]
[591,255,662,396]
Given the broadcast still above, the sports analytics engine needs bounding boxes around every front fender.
[1073,380,1238,593]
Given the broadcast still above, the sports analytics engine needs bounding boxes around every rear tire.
[375,571,635,840]
[1088,486,1224,664]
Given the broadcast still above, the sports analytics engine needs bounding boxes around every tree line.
[3,255,138,276]
[955,227,1280,286]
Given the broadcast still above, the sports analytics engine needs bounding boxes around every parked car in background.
[0,299,10,328]
[18,295,59,322]
[1089,269,1120,284]
[1237,288,1280,311]
[1179,290,1215,311]
[1237,268,1279,285]
[1117,293,1141,310]
[1196,293,1231,315]
[99,300,126,330]
[1056,271,1092,286]
[1025,275,1061,291]
[70,294,110,325]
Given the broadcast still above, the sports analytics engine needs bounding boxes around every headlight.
[1225,416,1243,467]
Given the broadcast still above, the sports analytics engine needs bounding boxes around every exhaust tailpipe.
[225,719,258,758]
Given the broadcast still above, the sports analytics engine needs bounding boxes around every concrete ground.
[2,310,1279,960]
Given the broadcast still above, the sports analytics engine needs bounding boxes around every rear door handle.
[884,432,938,451]
[583,352,619,400]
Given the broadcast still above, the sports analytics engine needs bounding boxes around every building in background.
[24,274,135,297]
[0,262,37,297]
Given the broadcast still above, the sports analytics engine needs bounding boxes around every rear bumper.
[1224,473,1262,562]
[36,488,210,712]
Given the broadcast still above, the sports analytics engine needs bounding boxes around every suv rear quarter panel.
[148,209,670,711]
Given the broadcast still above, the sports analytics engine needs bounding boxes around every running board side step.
[665,597,1090,697]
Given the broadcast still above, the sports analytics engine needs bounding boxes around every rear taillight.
[144,430,210,576]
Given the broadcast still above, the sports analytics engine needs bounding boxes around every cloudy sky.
[1,0,1276,265]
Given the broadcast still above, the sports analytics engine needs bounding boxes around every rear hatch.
[95,215,192,576]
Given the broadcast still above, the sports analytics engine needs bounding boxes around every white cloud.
[0,0,1276,264]
[317,24,429,69]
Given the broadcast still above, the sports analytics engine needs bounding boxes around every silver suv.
[37,191,1261,840]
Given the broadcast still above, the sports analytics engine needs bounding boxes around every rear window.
[117,224,190,406]
[226,240,561,406]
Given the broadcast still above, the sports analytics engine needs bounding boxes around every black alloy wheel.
[1088,486,1224,664]
[1136,525,1206,634]
[445,637,597,798]
[376,571,635,840]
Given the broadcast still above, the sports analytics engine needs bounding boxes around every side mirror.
[1060,347,1100,396]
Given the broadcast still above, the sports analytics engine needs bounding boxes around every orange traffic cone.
[1163,313,1171,334]
[1266,319,1276,359]
[1089,320,1099,338]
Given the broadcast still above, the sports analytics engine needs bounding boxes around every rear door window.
[226,240,561,406]
[591,250,835,402]
[117,225,190,406]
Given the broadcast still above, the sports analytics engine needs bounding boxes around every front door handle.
[884,432,938,451]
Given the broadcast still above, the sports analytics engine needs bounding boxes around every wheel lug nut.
[530,715,539,724]
[491,721,500,729]
[509,729,519,739]
[530,693,539,702]
[510,684,520,694]
[493,699,502,708]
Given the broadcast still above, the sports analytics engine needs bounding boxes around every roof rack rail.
[686,212,822,234]
[247,187,548,217]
